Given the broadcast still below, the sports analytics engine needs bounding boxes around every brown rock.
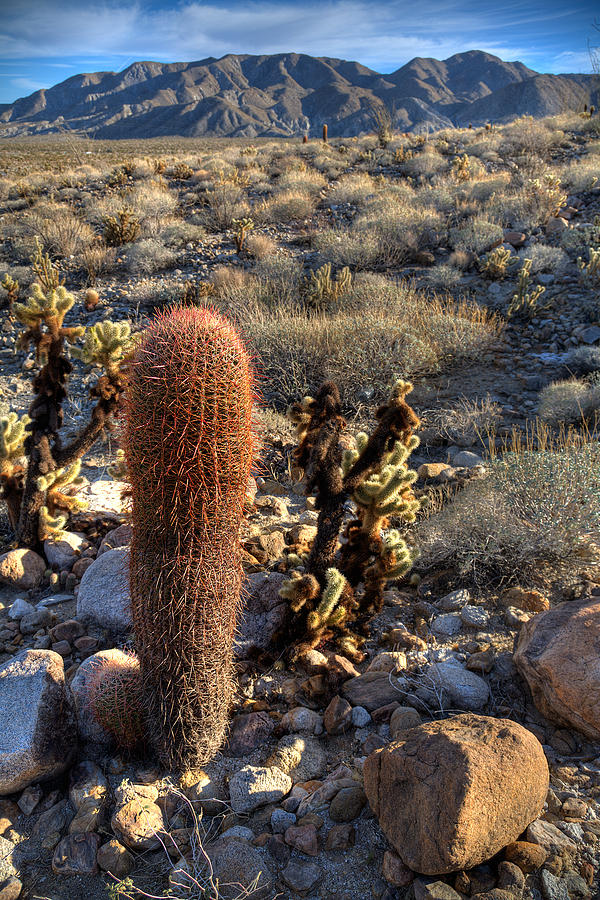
[418,463,452,480]
[501,587,549,612]
[0,550,46,590]
[324,696,352,735]
[284,823,318,856]
[50,621,85,643]
[329,786,366,822]
[52,832,100,875]
[227,711,274,757]
[342,672,403,711]
[514,597,600,739]
[0,876,22,900]
[503,231,526,248]
[363,714,548,875]
[545,216,569,236]
[466,650,495,674]
[389,706,422,740]
[111,797,165,850]
[382,849,414,887]
[71,558,94,579]
[504,840,547,873]
[325,823,355,850]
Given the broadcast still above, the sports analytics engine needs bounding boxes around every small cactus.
[88,652,145,751]
[103,210,140,247]
[322,123,328,143]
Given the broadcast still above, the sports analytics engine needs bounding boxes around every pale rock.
[76,547,132,631]
[228,765,291,814]
[44,532,86,570]
[0,550,46,590]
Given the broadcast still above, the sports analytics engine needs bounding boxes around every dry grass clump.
[159,221,206,249]
[273,168,326,196]
[198,182,250,230]
[327,173,378,207]
[423,264,462,290]
[245,233,277,259]
[564,346,600,376]
[256,189,316,224]
[560,157,600,194]
[422,395,502,445]
[240,275,500,407]
[538,378,600,426]
[402,148,448,179]
[123,238,176,275]
[77,242,117,285]
[517,244,568,274]
[25,201,95,257]
[449,217,503,255]
[416,424,600,586]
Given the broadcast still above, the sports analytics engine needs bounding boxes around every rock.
[181,771,227,816]
[111,796,165,850]
[505,607,532,628]
[209,838,272,899]
[504,231,526,248]
[466,650,495,674]
[69,649,133,743]
[271,808,296,833]
[420,661,490,711]
[545,217,569,236]
[229,765,291,814]
[97,524,132,556]
[7,598,34,621]
[52,832,100,875]
[382,849,414,886]
[351,706,371,727]
[0,876,22,900]
[69,761,108,810]
[32,799,74,844]
[97,839,133,878]
[525,820,577,855]
[0,550,46,590]
[266,735,326,782]
[438,589,470,611]
[561,797,587,820]
[497,860,525,896]
[431,614,462,636]
[389,706,422,739]
[222,825,254,841]
[504,840,547,872]
[77,479,127,515]
[367,651,407,673]
[418,463,452,480]
[541,870,569,900]
[236,573,288,656]
[17,784,42,815]
[514,597,600,740]
[76,547,131,631]
[501,587,549,612]
[69,796,104,833]
[0,837,16,883]
[282,859,322,893]
[363,714,548,875]
[50,620,85,644]
[581,325,600,345]
[325,822,355,850]
[324,695,352,735]
[342,672,403,711]
[280,707,323,735]
[72,558,94,579]
[329,785,366,822]
[227,711,274,756]
[19,607,53,635]
[0,650,76,795]
[284,823,318,856]
[44,532,86,569]
[413,881,462,900]
[452,451,484,468]
[460,605,490,628]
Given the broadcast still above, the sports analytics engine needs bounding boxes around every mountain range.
[0,50,597,139]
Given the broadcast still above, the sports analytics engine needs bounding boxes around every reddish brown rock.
[227,711,274,757]
[514,597,600,740]
[52,832,100,875]
[504,840,547,873]
[323,696,352,735]
[382,850,414,887]
[501,587,549,612]
[284,823,318,856]
[363,714,548,875]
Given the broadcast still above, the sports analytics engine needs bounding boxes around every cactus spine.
[124,306,255,769]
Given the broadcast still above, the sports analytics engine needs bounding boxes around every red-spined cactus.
[87,651,144,751]
[124,306,255,769]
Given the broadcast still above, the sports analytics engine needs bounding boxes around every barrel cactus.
[124,306,255,769]
[88,651,144,751]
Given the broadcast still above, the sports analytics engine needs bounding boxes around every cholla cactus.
[232,217,254,254]
[577,247,600,285]
[304,263,352,311]
[72,321,136,375]
[452,154,473,182]
[103,210,140,247]
[1,273,19,310]
[480,247,516,280]
[108,448,128,481]
[37,460,87,539]
[0,413,29,475]
[508,259,546,320]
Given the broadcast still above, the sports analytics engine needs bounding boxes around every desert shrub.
[328,173,377,207]
[314,228,383,269]
[564,346,600,376]
[257,190,316,224]
[77,242,116,284]
[159,221,206,249]
[416,436,600,585]
[403,149,448,179]
[128,180,178,236]
[245,233,277,259]
[26,202,95,257]
[123,238,176,275]
[449,217,503,254]
[559,157,600,194]
[499,117,558,162]
[517,244,569,274]
[467,174,511,203]
[423,395,502,446]
[274,169,326,196]
[424,264,462,290]
[538,378,600,426]
[199,182,249,231]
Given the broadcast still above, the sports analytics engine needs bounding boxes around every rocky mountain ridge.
[0,50,596,138]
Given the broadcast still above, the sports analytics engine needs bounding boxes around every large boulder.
[514,596,600,740]
[363,714,548,876]
[76,547,132,632]
[0,650,77,794]
[0,549,46,590]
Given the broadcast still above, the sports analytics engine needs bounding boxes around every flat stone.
[229,765,291,814]
[342,672,404,711]
[97,839,133,878]
[7,599,34,621]
[282,859,322,893]
[182,770,227,816]
[0,650,76,795]
[271,808,296,834]
[421,661,489,711]
[413,880,462,900]
[284,823,318,856]
[280,706,323,735]
[329,786,366,822]
[526,820,577,855]
[460,605,490,628]
[581,326,600,345]
[76,547,132,632]
[324,695,352,735]
[438,589,470,611]
[541,870,569,900]
[366,651,407,674]
[208,838,273,899]
[452,451,484,468]
[266,735,327,782]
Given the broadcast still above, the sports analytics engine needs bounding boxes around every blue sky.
[0,0,598,104]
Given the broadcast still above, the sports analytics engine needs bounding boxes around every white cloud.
[0,0,562,72]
